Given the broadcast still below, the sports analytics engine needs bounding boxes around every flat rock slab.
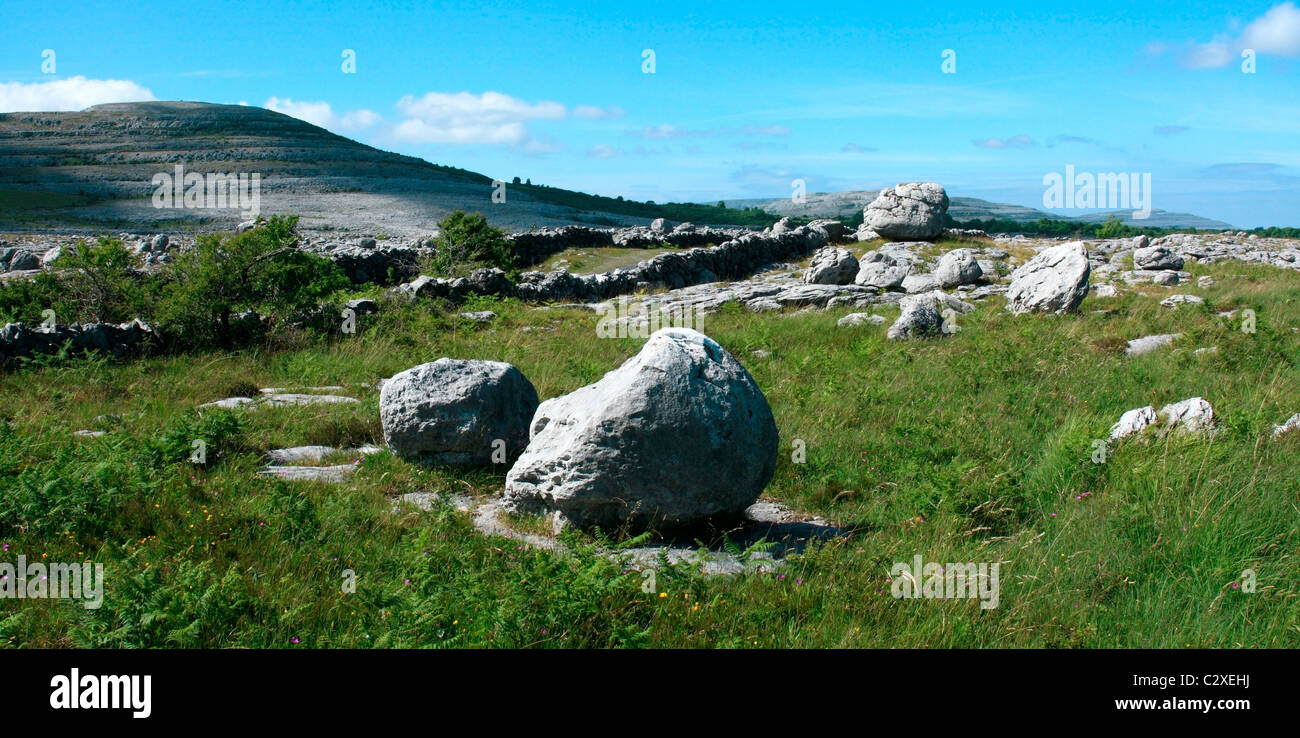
[258,465,357,483]
[261,393,360,407]
[1125,333,1180,357]
[464,498,848,576]
[201,394,360,411]
[265,444,383,465]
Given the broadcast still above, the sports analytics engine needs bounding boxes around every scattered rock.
[459,310,497,323]
[886,304,945,340]
[1093,284,1119,298]
[1108,406,1156,441]
[1159,294,1204,309]
[1134,245,1184,271]
[1152,270,1180,286]
[1273,413,1300,437]
[901,273,939,293]
[258,465,356,483]
[199,396,257,410]
[1159,397,1215,436]
[837,312,887,327]
[1125,333,1179,357]
[854,251,908,289]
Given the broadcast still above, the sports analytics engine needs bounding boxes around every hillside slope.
[0,102,766,235]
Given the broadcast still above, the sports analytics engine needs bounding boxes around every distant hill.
[0,101,771,235]
[730,190,1232,230]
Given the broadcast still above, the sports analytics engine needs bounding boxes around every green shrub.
[55,237,162,324]
[156,215,348,348]
[424,210,514,277]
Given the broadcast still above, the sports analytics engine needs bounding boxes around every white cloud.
[1182,39,1235,68]
[587,144,624,158]
[628,123,701,139]
[262,90,621,151]
[1167,2,1300,67]
[1241,1,1300,55]
[574,105,625,120]
[390,91,565,146]
[628,123,791,139]
[973,135,1034,149]
[0,76,154,113]
[264,97,381,133]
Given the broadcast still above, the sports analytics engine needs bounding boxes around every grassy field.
[537,245,680,274]
[1,256,1297,648]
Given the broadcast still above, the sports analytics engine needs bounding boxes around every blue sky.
[3,0,1299,226]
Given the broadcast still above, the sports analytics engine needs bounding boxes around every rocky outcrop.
[1109,406,1157,441]
[1159,397,1215,436]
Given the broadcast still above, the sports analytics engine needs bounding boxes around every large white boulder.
[863,183,949,241]
[1005,242,1091,315]
[503,328,778,529]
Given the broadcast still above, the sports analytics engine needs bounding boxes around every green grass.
[1,259,1297,648]
[538,245,683,274]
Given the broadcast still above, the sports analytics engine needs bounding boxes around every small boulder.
[804,246,859,285]
[837,312,887,327]
[1108,406,1156,441]
[1159,397,1215,436]
[886,304,945,340]
[933,248,983,288]
[1134,245,1184,271]
[380,359,539,466]
[854,251,908,289]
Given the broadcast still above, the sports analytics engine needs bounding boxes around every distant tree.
[717,201,726,209]
[512,176,522,184]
